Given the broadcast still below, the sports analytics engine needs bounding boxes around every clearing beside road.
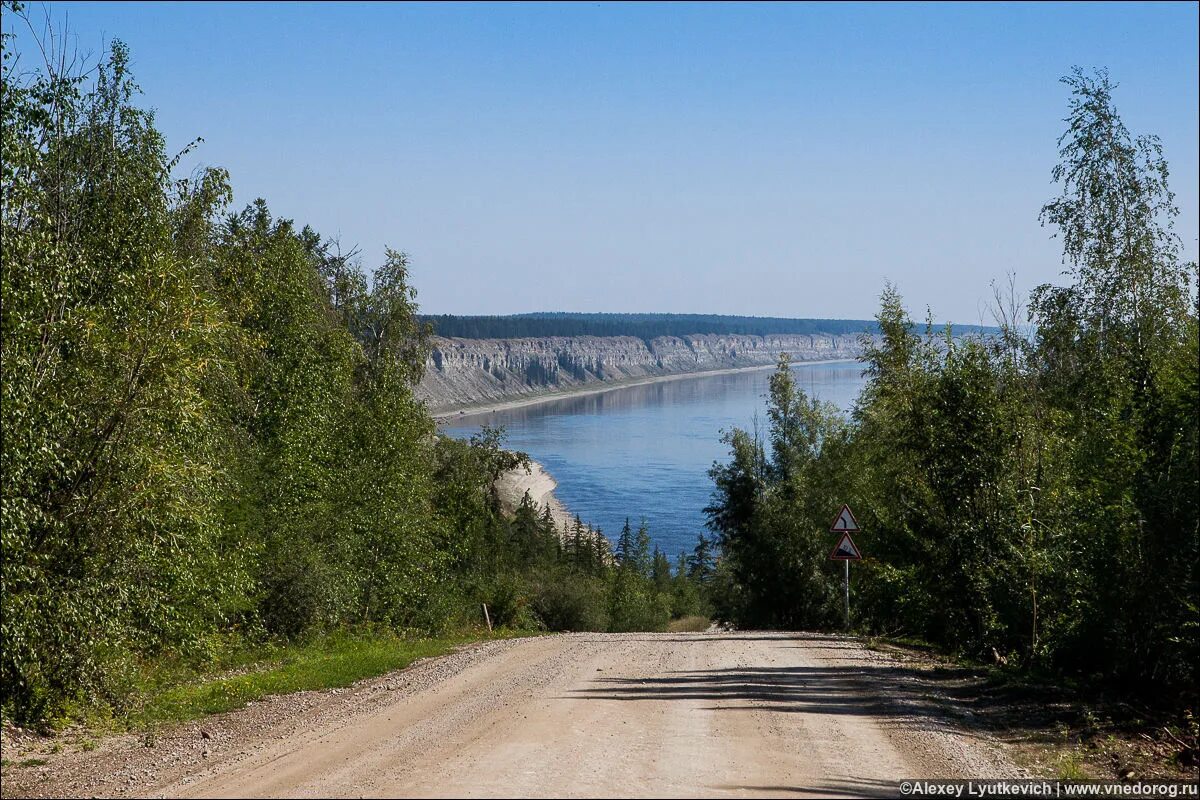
[2,631,1020,798]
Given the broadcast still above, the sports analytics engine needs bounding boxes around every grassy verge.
[666,616,712,633]
[0,627,542,786]
[123,627,535,730]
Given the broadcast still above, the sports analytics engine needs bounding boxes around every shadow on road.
[567,633,1064,744]
[716,779,900,798]
[572,664,979,736]
[569,633,859,645]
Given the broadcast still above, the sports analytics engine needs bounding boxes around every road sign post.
[829,505,863,630]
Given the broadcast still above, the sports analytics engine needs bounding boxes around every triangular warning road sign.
[829,532,862,561]
[830,504,860,532]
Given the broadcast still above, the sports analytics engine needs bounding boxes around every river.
[439,360,869,558]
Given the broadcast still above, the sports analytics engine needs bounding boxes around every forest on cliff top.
[421,312,999,340]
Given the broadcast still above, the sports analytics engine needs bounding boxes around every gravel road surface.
[3,631,1020,798]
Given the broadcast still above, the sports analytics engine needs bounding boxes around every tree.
[705,358,842,629]
[1037,68,1192,366]
[1029,68,1198,688]
[2,22,243,718]
[633,520,653,578]
[687,535,714,584]
[651,546,672,595]
[615,519,634,570]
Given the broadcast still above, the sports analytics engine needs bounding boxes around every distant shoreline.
[429,357,860,423]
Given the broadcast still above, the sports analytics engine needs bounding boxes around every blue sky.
[7,2,1198,322]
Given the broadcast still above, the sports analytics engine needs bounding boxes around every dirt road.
[6,631,1021,798]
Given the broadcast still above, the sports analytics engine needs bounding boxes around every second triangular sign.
[829,532,862,561]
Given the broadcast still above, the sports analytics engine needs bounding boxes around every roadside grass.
[126,626,537,730]
[1046,720,1090,780]
[0,626,542,782]
[667,615,711,633]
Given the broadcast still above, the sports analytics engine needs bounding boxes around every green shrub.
[530,569,609,632]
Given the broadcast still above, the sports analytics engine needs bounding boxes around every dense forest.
[705,69,1198,701]
[0,16,705,725]
[421,312,882,339]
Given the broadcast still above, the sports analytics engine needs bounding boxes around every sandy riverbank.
[429,357,858,422]
[493,458,577,533]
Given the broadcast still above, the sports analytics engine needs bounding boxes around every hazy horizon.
[11,2,1198,324]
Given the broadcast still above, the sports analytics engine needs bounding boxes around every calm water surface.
[440,361,868,558]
